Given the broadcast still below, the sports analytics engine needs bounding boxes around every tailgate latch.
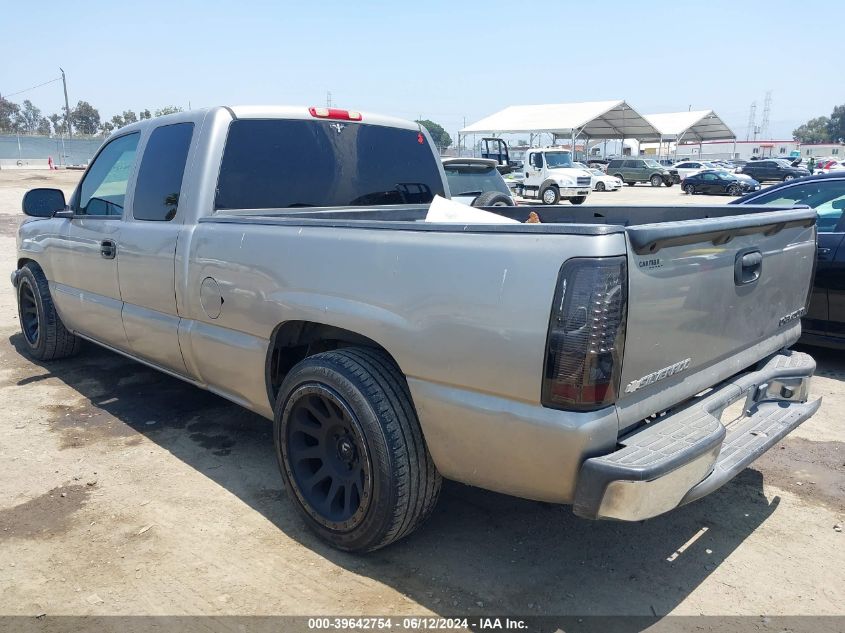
[734,248,762,285]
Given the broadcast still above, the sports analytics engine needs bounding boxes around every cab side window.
[76,133,140,216]
[530,153,544,168]
[751,181,845,233]
[133,123,194,221]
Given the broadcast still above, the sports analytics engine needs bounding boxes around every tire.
[16,262,81,361]
[684,183,696,195]
[783,174,795,181]
[540,186,560,205]
[274,347,441,552]
[665,180,674,188]
[727,184,741,196]
[650,175,662,187]
[472,191,515,207]
[569,196,587,205]
[595,182,606,192]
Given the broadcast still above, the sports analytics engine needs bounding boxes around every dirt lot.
[0,170,843,624]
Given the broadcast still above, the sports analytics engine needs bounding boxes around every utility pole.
[745,101,757,142]
[326,91,332,108]
[759,90,772,140]
[60,68,72,140]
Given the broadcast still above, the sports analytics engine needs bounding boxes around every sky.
[2,0,842,143]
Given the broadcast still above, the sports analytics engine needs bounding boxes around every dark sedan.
[732,173,845,348]
[682,170,761,196]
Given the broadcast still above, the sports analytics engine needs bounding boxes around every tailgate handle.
[735,249,762,285]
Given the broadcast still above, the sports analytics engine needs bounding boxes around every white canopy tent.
[459,100,661,158]
[644,110,736,159]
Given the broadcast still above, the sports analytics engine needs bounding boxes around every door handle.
[817,247,831,258]
[734,248,762,285]
[100,240,116,259]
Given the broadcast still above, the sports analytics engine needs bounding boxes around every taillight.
[308,107,362,121]
[542,257,627,411]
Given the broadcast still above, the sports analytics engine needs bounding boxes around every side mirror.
[22,188,67,218]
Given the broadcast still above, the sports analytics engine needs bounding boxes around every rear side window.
[133,123,194,221]
[215,119,445,209]
[607,160,622,169]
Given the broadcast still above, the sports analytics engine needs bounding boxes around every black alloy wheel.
[283,384,372,531]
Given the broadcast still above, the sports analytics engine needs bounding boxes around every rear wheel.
[569,196,587,205]
[684,183,696,195]
[650,174,663,187]
[541,186,560,205]
[783,174,795,181]
[275,348,441,552]
[16,262,81,361]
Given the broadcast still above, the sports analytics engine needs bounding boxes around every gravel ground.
[0,170,842,623]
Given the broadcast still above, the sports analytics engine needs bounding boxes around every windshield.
[545,152,573,169]
[444,164,510,196]
[215,119,445,209]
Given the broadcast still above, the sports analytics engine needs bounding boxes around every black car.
[738,159,810,182]
[732,173,845,348]
[682,170,760,195]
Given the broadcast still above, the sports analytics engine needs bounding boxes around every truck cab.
[521,148,592,205]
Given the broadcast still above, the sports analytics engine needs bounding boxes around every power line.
[3,76,62,99]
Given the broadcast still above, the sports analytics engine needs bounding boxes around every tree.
[49,113,66,135]
[36,117,51,136]
[15,100,42,134]
[155,105,183,117]
[140,109,152,120]
[70,100,101,135]
[828,105,845,143]
[415,119,452,149]
[99,121,115,136]
[122,109,138,125]
[793,116,831,144]
[111,114,125,129]
[0,97,21,133]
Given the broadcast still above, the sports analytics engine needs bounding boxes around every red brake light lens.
[308,107,362,121]
[542,257,627,411]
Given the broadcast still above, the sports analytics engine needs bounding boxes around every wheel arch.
[264,320,402,407]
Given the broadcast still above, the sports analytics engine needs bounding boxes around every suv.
[607,158,677,187]
[739,159,810,182]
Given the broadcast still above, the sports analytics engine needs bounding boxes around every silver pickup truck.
[13,106,821,552]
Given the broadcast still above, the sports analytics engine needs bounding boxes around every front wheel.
[727,184,741,196]
[16,262,81,361]
[595,182,606,192]
[783,174,795,181]
[650,175,662,187]
[569,196,587,205]
[684,183,696,195]
[541,186,560,205]
[275,347,441,552]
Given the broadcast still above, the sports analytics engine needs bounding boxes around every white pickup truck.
[13,105,820,552]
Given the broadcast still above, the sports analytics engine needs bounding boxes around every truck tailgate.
[616,208,816,431]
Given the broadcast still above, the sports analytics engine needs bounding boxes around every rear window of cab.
[215,119,445,209]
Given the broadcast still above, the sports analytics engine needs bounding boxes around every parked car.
[673,161,714,180]
[817,160,845,174]
[738,159,810,182]
[441,158,515,207]
[682,170,761,195]
[587,168,622,191]
[606,158,676,187]
[732,173,845,348]
[13,105,819,552]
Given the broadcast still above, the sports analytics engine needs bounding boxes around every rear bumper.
[573,349,820,521]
